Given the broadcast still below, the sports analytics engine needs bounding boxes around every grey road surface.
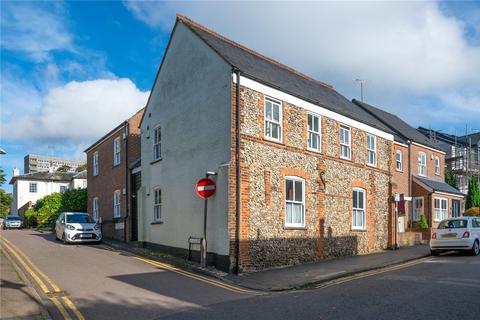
[2,229,479,320]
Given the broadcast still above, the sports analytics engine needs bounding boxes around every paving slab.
[0,248,50,320]
[225,245,431,291]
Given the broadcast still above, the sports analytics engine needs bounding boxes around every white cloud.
[0,2,73,61]
[1,78,149,145]
[124,1,480,130]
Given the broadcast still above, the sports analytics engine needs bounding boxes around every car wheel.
[430,249,439,256]
[62,233,68,245]
[471,240,479,256]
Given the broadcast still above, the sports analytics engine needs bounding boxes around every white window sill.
[264,136,282,144]
[396,169,403,172]
[340,156,351,161]
[307,147,321,153]
[284,222,305,228]
[352,227,367,231]
[367,163,377,168]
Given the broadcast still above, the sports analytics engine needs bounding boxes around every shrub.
[24,210,38,228]
[61,188,87,212]
[34,193,63,227]
[464,207,480,217]
[419,214,429,229]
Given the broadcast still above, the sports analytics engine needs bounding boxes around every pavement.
[103,237,431,291]
[226,245,431,290]
[0,247,50,320]
[2,229,479,320]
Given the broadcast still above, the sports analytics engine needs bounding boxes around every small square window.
[29,183,37,193]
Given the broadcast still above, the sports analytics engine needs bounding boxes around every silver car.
[55,212,102,244]
[430,217,480,256]
[3,215,23,229]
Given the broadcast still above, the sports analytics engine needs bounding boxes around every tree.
[466,176,480,209]
[0,167,11,217]
[0,167,6,186]
[444,167,457,189]
[61,188,87,212]
[76,164,87,173]
[0,189,12,218]
[56,165,72,172]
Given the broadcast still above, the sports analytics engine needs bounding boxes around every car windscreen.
[437,219,468,229]
[66,214,93,224]
[6,216,21,221]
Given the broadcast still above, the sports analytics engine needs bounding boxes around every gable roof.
[414,176,464,196]
[85,107,145,153]
[352,99,443,151]
[9,172,79,185]
[170,15,393,135]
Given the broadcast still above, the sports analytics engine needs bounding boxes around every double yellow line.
[127,254,261,295]
[0,236,85,320]
[315,257,431,289]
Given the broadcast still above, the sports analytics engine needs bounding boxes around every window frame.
[113,137,121,166]
[93,151,99,176]
[366,134,377,167]
[152,125,161,161]
[418,152,426,177]
[264,97,283,143]
[395,150,403,172]
[434,197,448,222]
[340,125,352,160]
[59,185,67,194]
[113,190,121,218]
[434,157,440,175]
[413,197,424,221]
[29,182,37,193]
[92,197,99,222]
[284,176,305,228]
[352,188,366,230]
[153,188,162,222]
[307,113,321,153]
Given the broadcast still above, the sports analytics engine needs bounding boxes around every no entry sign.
[196,178,216,199]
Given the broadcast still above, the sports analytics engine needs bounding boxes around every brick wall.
[86,108,144,242]
[409,144,445,181]
[230,85,392,272]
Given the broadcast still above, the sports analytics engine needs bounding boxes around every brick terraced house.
[137,15,401,273]
[85,108,144,242]
[353,100,465,244]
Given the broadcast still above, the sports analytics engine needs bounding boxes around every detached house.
[9,169,87,219]
[138,15,397,273]
[85,108,144,242]
[353,100,465,241]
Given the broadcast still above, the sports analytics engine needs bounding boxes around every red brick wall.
[409,144,445,181]
[86,109,144,241]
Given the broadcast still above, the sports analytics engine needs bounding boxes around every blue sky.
[1,1,480,192]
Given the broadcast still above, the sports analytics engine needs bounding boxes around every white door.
[398,216,405,233]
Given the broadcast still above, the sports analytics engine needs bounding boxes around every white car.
[430,217,480,256]
[55,212,102,244]
[3,215,23,229]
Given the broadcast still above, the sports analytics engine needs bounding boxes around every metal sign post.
[195,174,216,268]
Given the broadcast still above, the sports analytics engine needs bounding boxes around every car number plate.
[79,234,91,238]
[441,233,457,238]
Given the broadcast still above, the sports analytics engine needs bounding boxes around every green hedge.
[27,188,87,228]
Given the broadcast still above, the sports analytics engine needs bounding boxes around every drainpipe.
[234,69,241,274]
[408,140,412,232]
[124,124,129,243]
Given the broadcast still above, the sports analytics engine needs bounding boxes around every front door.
[398,216,405,232]
[452,200,461,218]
